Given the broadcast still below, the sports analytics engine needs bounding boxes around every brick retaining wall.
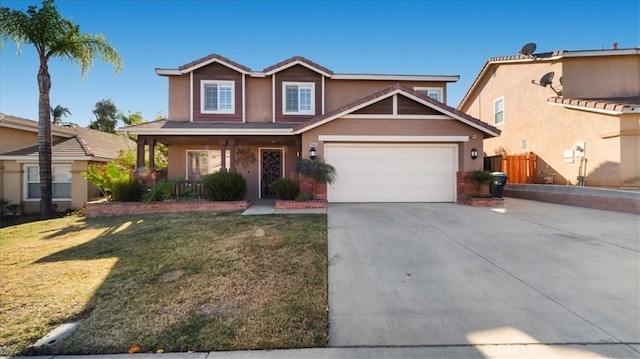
[85,200,250,218]
[505,187,640,214]
[275,200,328,209]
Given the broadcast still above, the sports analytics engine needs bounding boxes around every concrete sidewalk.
[7,343,640,358]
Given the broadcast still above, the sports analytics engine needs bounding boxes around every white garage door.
[325,143,457,203]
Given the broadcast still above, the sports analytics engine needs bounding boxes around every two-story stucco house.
[122,54,499,203]
[458,45,640,188]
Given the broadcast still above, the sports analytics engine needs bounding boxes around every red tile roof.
[548,96,640,113]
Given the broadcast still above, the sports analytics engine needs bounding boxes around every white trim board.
[318,135,469,142]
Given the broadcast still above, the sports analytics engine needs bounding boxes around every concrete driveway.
[328,198,639,355]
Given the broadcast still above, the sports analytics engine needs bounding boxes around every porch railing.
[172,181,205,199]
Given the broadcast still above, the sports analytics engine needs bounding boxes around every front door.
[260,148,283,198]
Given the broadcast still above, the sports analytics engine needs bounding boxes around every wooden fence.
[484,153,537,184]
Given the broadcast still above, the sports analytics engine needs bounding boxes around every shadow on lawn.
[24,212,327,355]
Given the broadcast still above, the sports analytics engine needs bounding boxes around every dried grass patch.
[0,212,327,355]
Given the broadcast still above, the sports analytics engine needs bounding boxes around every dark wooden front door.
[261,149,283,198]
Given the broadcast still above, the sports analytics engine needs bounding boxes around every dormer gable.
[263,56,333,77]
[156,53,252,76]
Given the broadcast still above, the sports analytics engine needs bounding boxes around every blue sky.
[1,0,638,127]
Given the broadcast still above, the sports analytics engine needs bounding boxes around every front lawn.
[0,212,327,355]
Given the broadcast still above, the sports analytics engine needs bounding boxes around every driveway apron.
[327,199,640,349]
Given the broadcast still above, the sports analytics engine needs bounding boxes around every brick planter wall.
[275,200,328,209]
[456,172,504,207]
[297,175,327,200]
[85,200,250,218]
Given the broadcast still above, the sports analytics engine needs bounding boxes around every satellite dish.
[539,72,554,87]
[520,42,537,56]
[531,71,562,96]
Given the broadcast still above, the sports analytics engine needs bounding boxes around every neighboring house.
[0,114,135,212]
[122,54,499,203]
[457,45,640,188]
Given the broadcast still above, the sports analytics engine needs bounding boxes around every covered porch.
[123,121,304,199]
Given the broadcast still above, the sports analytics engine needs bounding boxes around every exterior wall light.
[470,148,478,160]
[309,147,317,160]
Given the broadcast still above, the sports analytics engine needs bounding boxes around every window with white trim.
[201,80,234,114]
[414,87,443,102]
[283,82,314,115]
[24,164,72,200]
[186,150,231,180]
[494,97,504,125]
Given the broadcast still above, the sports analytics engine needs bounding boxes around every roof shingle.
[1,113,135,159]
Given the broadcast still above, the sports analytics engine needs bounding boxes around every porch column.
[148,138,156,170]
[294,137,302,159]
[228,139,236,172]
[219,139,227,172]
[136,137,146,171]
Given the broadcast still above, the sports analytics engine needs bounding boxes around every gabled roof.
[155,54,459,82]
[548,96,640,115]
[0,113,135,160]
[294,84,500,137]
[156,53,252,75]
[458,47,640,110]
[262,56,333,77]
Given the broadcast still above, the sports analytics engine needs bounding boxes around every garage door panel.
[326,144,457,203]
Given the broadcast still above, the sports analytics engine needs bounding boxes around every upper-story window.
[414,87,443,102]
[283,82,315,115]
[201,80,234,114]
[494,97,504,126]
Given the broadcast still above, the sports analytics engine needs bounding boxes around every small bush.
[111,178,144,202]
[202,171,247,201]
[6,204,21,216]
[142,179,173,202]
[269,178,299,200]
[295,192,314,201]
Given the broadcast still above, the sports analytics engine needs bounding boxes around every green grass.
[0,212,328,355]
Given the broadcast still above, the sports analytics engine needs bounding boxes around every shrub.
[142,179,173,202]
[269,178,299,200]
[6,204,21,216]
[111,178,144,202]
[295,192,314,201]
[202,171,247,201]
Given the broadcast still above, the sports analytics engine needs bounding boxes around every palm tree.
[51,105,71,125]
[0,0,122,218]
[295,158,337,198]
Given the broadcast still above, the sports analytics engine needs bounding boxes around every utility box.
[490,172,508,198]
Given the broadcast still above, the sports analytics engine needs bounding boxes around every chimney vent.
[613,42,618,50]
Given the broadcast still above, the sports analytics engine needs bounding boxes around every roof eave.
[119,128,295,136]
[331,74,460,82]
[263,60,333,77]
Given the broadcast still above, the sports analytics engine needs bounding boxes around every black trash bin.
[490,172,508,198]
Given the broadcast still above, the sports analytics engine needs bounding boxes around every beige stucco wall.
[0,159,95,213]
[301,117,484,173]
[0,127,38,153]
[460,60,634,187]
[245,77,272,122]
[1,160,20,206]
[562,55,640,98]
[168,143,298,199]
[325,80,447,112]
[168,75,190,121]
